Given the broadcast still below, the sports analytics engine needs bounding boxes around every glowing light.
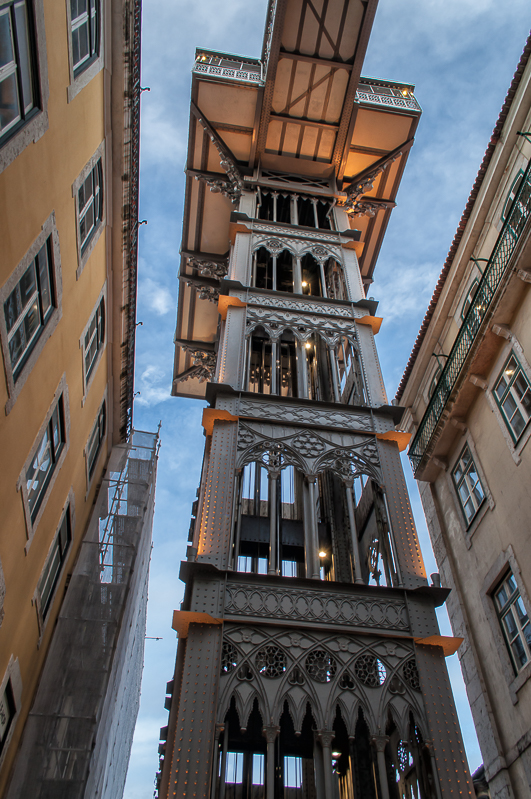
[332,751,341,758]
[305,342,312,350]
[401,89,409,96]
[319,550,327,558]
[505,369,515,376]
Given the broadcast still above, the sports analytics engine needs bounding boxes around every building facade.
[397,36,531,799]
[159,2,476,797]
[0,0,155,793]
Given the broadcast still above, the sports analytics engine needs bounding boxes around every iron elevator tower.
[158,2,475,797]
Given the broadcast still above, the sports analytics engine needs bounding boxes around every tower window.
[284,756,303,788]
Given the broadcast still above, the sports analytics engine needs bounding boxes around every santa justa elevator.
[157,2,475,797]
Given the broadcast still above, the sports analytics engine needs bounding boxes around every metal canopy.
[173,0,421,399]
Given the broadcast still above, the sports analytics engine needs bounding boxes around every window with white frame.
[70,0,99,77]
[87,398,106,479]
[78,158,103,254]
[0,0,37,143]
[26,396,65,523]
[493,353,531,443]
[37,505,71,620]
[494,570,531,673]
[83,295,104,385]
[451,444,485,526]
[0,679,15,757]
[3,237,54,380]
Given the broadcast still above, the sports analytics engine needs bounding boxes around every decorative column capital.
[371,734,389,753]
[262,725,281,744]
[317,730,335,748]
[215,722,225,739]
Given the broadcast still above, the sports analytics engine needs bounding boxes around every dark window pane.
[37,246,52,317]
[23,300,40,343]
[4,285,21,332]
[0,11,14,69]
[0,72,21,131]
[9,324,25,366]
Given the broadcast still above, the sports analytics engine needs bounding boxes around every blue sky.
[124,3,531,796]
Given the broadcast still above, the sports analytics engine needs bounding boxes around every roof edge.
[395,30,531,402]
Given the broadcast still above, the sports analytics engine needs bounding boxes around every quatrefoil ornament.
[291,431,325,457]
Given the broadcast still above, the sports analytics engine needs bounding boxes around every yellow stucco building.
[0,0,156,794]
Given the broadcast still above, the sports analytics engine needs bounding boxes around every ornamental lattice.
[305,649,337,683]
[353,654,386,687]
[255,645,287,678]
[221,641,238,674]
[402,658,421,691]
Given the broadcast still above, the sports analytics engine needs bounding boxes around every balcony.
[409,160,531,475]
[193,49,263,85]
[356,77,421,113]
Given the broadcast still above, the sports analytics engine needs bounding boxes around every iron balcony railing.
[409,159,531,474]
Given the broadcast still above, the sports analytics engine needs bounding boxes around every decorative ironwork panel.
[224,581,409,632]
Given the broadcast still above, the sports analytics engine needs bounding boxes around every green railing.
[409,159,531,473]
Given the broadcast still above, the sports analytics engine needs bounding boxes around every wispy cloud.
[139,277,174,316]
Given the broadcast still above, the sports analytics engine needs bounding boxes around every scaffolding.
[6,430,159,799]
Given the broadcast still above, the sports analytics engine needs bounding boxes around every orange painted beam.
[376,431,411,452]
[201,407,239,436]
[357,315,382,334]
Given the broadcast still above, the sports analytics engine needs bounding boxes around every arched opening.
[255,190,333,230]
[335,337,366,406]
[234,461,305,577]
[325,259,348,300]
[351,708,379,799]
[217,698,266,799]
[352,476,400,588]
[278,702,317,797]
[248,327,273,395]
[300,254,323,297]
[252,247,294,293]
[304,336,334,403]
[246,328,298,398]
[384,711,438,799]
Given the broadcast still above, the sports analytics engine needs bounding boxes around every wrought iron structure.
[409,160,531,473]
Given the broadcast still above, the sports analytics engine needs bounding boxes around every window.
[4,238,54,380]
[461,280,478,321]
[83,295,104,385]
[26,397,65,522]
[37,506,71,619]
[494,571,531,673]
[78,158,103,254]
[494,353,531,442]
[0,679,15,757]
[502,170,531,236]
[0,0,37,144]
[256,190,332,229]
[284,756,303,788]
[452,444,485,526]
[224,752,243,784]
[87,399,106,479]
[252,753,264,785]
[70,0,99,77]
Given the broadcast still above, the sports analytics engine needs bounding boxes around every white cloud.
[139,277,173,316]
